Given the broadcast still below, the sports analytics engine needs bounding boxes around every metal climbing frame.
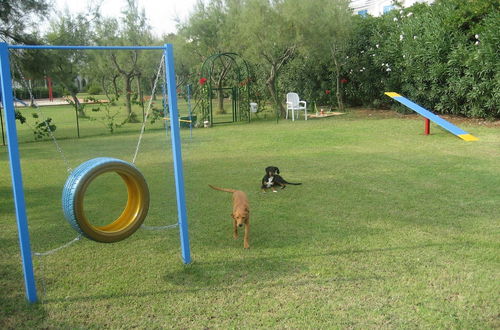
[0,43,191,303]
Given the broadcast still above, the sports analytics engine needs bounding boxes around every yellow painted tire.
[62,157,150,243]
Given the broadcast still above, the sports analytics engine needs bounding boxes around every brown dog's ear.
[231,213,235,219]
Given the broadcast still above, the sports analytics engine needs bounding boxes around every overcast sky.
[52,0,200,36]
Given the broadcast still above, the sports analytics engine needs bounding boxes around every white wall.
[350,0,435,17]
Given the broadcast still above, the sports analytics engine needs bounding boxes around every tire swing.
[62,157,150,243]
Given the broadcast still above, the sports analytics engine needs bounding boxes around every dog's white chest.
[265,177,274,188]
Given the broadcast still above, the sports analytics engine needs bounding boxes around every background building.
[350,0,435,16]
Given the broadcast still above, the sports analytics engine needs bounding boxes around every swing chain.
[141,223,178,231]
[132,54,165,164]
[12,59,73,173]
[33,235,82,257]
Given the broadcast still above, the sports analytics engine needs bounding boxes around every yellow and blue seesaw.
[384,92,479,141]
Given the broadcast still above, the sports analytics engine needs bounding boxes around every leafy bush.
[338,0,499,118]
[31,113,57,140]
[88,97,127,133]
[13,86,64,99]
[86,83,103,95]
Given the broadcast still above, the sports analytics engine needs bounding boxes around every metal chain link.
[13,60,73,173]
[141,223,178,231]
[33,235,82,257]
[133,56,179,231]
[132,55,165,164]
[33,235,82,300]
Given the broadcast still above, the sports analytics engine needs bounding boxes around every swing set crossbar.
[9,45,165,50]
[0,43,191,304]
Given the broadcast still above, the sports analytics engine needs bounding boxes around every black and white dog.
[261,166,302,192]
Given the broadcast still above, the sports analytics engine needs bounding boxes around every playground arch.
[200,52,251,125]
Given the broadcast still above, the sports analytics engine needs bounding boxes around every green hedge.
[341,0,499,118]
[13,86,64,100]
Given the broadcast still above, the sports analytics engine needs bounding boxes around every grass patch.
[1,111,499,328]
[11,96,197,143]
[10,96,272,144]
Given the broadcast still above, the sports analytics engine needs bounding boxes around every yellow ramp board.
[458,134,480,141]
[384,92,401,98]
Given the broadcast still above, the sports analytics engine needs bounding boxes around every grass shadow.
[0,262,47,328]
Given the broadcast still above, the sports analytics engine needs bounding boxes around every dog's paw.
[273,190,278,193]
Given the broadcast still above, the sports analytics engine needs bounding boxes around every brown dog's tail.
[208,184,237,193]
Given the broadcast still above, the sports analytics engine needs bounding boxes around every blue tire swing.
[62,157,150,243]
[60,53,167,244]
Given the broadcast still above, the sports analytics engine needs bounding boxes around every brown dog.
[209,185,250,249]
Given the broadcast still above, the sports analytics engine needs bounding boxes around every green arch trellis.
[200,52,251,125]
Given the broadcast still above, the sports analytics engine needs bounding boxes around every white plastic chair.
[250,102,258,113]
[286,93,307,121]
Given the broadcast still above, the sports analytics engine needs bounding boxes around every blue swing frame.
[0,43,191,303]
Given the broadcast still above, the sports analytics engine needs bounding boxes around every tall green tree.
[0,0,49,43]
[287,0,353,111]
[2,0,50,103]
[86,17,122,100]
[179,0,233,114]
[44,10,94,116]
[108,0,155,121]
[233,0,297,117]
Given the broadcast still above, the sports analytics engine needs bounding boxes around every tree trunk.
[260,47,295,119]
[266,65,284,117]
[110,53,138,120]
[331,46,344,112]
[28,80,35,107]
[124,74,133,119]
[150,77,157,100]
[112,76,120,99]
[216,60,230,114]
[101,77,110,100]
[136,74,143,103]
[70,91,85,117]
[53,73,85,116]
[136,74,145,121]
[217,88,225,114]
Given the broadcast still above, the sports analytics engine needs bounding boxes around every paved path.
[13,97,107,107]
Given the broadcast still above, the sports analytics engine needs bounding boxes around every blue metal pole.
[164,44,191,264]
[9,45,164,50]
[0,42,38,303]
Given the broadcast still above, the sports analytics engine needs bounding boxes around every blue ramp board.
[385,92,478,141]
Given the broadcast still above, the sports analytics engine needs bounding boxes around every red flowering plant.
[195,77,210,125]
[239,78,250,87]
[323,89,333,112]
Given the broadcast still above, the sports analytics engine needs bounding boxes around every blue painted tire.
[62,157,150,243]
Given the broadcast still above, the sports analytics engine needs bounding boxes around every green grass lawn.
[1,110,499,328]
[11,96,176,143]
[9,96,261,144]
